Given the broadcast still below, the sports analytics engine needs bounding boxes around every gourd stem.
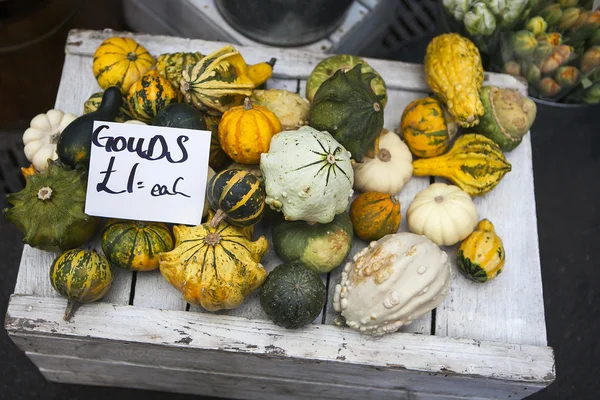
[243,97,253,110]
[267,57,277,67]
[210,209,227,228]
[63,299,80,321]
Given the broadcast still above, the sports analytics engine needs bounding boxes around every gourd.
[156,51,205,92]
[306,54,387,106]
[207,169,265,228]
[333,232,451,336]
[457,219,506,283]
[50,249,113,321]
[83,91,133,122]
[250,89,310,130]
[352,129,413,195]
[260,262,327,329]
[152,103,207,130]
[400,97,458,158]
[206,114,231,169]
[159,215,268,311]
[92,36,155,95]
[309,64,384,162]
[349,192,401,242]
[407,183,478,246]
[260,126,354,224]
[57,87,122,168]
[101,220,174,271]
[21,164,36,180]
[472,86,537,152]
[203,166,216,218]
[272,212,353,274]
[424,33,485,127]
[180,45,274,114]
[228,162,263,181]
[412,134,512,197]
[23,109,77,172]
[3,160,100,252]
[127,70,178,123]
[218,97,282,164]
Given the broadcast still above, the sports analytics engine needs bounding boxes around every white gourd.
[124,120,146,125]
[407,183,478,246]
[23,109,77,172]
[260,126,354,224]
[333,232,451,336]
[203,167,216,218]
[352,130,413,195]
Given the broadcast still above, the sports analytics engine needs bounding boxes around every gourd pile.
[3,33,533,335]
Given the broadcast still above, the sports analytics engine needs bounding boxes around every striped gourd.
[83,91,134,122]
[127,70,178,122]
[101,220,174,271]
[349,192,401,241]
[159,216,268,311]
[457,219,506,283]
[50,249,113,321]
[205,114,231,169]
[207,169,265,228]
[412,134,511,196]
[156,51,204,92]
[93,36,155,95]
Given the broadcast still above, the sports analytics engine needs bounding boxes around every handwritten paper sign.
[85,121,211,225]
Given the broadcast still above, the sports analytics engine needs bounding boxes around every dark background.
[1,1,598,399]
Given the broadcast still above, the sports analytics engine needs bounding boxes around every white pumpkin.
[353,129,413,195]
[407,183,478,246]
[203,166,216,218]
[260,126,354,224]
[23,109,77,172]
[333,232,451,336]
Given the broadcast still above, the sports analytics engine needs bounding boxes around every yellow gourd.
[93,37,155,95]
[159,213,268,311]
[400,97,458,158]
[457,219,505,283]
[424,34,485,127]
[218,97,282,164]
[412,134,511,197]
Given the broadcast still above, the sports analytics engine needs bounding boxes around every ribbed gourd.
[309,64,384,162]
[101,220,174,271]
[349,192,401,242]
[156,51,205,92]
[457,219,506,283]
[127,70,178,122]
[159,215,268,311]
[424,33,485,127]
[207,169,266,228]
[412,134,511,197]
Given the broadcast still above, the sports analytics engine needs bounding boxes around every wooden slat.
[13,246,60,298]
[435,137,548,346]
[64,30,528,94]
[6,294,554,399]
[132,270,187,310]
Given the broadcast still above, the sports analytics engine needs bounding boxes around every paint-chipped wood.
[7,294,554,400]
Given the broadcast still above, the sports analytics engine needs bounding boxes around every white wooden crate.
[5,29,554,400]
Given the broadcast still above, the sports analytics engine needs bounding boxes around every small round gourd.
[152,103,207,130]
[407,183,478,246]
[50,249,113,321]
[93,36,155,95]
[352,130,413,195]
[400,97,458,158]
[260,262,326,329]
[350,192,401,241]
[207,169,265,228]
[218,97,282,164]
[101,220,174,271]
[457,219,505,282]
[127,70,178,122]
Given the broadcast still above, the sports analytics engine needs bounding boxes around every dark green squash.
[3,160,100,252]
[309,64,384,162]
[83,91,133,122]
[152,103,207,130]
[207,169,265,228]
[260,261,326,329]
[272,212,353,274]
[101,219,174,271]
[57,86,122,168]
[50,249,113,321]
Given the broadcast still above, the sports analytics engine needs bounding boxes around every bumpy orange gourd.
[400,97,458,158]
[218,97,282,164]
[457,219,505,283]
[349,192,401,241]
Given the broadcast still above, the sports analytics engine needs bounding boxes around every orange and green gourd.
[457,219,505,283]
[127,70,178,123]
[349,192,401,241]
[101,219,174,271]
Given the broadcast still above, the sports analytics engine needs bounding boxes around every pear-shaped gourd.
[457,219,506,283]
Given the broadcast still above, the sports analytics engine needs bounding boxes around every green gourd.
[152,103,207,130]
